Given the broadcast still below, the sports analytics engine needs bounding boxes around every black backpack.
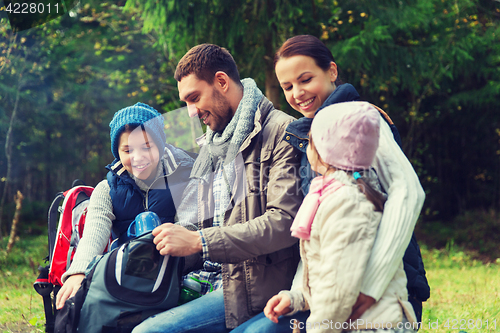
[55,231,183,333]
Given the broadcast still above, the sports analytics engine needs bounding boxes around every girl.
[265,102,417,333]
[55,102,194,309]
[231,35,427,332]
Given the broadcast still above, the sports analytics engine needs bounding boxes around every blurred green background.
[0,0,499,260]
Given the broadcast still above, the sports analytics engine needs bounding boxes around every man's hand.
[56,273,85,310]
[264,294,292,323]
[152,223,202,257]
[347,293,376,323]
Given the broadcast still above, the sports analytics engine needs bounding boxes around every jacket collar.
[285,83,361,139]
[239,95,271,153]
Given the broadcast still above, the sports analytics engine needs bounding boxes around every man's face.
[178,74,233,133]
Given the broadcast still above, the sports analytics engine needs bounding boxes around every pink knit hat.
[310,102,380,171]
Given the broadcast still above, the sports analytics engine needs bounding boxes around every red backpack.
[48,185,95,286]
[34,181,110,333]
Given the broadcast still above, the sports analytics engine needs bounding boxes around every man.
[132,44,303,332]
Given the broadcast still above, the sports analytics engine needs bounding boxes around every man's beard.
[210,89,233,133]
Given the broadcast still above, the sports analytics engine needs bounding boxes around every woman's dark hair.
[308,135,386,212]
[274,35,343,86]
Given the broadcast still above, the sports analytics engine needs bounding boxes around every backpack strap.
[33,265,56,333]
[48,192,65,263]
[67,192,91,271]
[370,104,394,125]
[370,103,403,148]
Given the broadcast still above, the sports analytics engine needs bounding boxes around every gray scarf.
[191,78,263,178]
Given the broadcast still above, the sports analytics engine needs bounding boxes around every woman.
[231,35,428,332]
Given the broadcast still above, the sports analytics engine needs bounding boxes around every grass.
[1,236,500,333]
[0,235,48,332]
[420,245,500,332]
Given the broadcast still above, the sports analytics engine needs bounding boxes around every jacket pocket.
[54,296,77,333]
[243,143,272,194]
[247,246,299,313]
[244,160,261,194]
[254,246,295,266]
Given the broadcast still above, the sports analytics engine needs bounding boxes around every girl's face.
[306,140,329,175]
[118,128,160,181]
[275,55,337,118]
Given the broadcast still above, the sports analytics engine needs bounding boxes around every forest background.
[0,0,500,260]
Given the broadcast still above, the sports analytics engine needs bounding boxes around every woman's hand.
[347,293,376,322]
[264,293,292,323]
[55,273,85,310]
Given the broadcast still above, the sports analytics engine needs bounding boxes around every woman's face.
[275,55,337,118]
[118,128,160,181]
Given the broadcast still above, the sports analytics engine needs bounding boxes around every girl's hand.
[55,273,85,310]
[264,293,292,323]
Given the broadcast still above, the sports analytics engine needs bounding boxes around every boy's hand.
[153,223,202,257]
[264,294,292,323]
[56,273,85,310]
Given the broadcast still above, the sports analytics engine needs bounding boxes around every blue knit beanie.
[109,102,166,159]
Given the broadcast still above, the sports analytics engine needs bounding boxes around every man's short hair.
[174,44,242,85]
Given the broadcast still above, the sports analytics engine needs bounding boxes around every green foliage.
[318,0,500,220]
[0,0,499,234]
[418,209,500,261]
[163,107,203,153]
[124,0,329,102]
[122,0,500,222]
[0,1,188,224]
[0,234,47,273]
[421,242,482,269]
[0,199,49,237]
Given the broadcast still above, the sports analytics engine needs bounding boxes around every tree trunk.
[0,77,22,239]
[265,68,281,110]
[6,191,24,254]
[263,0,281,109]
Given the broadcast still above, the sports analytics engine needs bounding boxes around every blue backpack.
[55,231,183,333]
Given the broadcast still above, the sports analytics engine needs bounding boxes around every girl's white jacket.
[287,170,417,333]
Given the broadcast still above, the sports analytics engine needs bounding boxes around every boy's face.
[118,128,160,181]
[178,73,233,133]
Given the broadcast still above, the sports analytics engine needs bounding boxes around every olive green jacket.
[193,96,303,328]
